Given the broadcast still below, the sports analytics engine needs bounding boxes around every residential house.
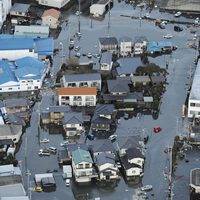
[62,73,101,91]
[146,41,162,54]
[72,148,95,183]
[99,37,118,53]
[0,57,49,93]
[88,139,115,158]
[134,36,148,55]
[63,112,84,137]
[0,0,11,29]
[42,8,61,29]
[100,52,113,71]
[91,104,115,131]
[14,25,49,38]
[157,41,174,52]
[95,152,119,181]
[36,0,70,9]
[119,37,132,56]
[40,111,50,125]
[90,4,106,17]
[10,3,30,17]
[150,75,166,86]
[57,87,97,107]
[49,105,71,124]
[0,36,54,60]
[0,124,22,144]
[115,57,144,77]
[131,75,151,87]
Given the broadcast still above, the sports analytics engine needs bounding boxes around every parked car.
[87,133,95,141]
[48,147,57,154]
[109,134,117,141]
[75,11,82,16]
[60,141,69,147]
[65,179,70,187]
[153,126,162,133]
[194,17,199,25]
[38,151,50,156]
[75,52,81,57]
[34,186,43,192]
[163,34,173,39]
[140,185,153,191]
[174,11,181,17]
[158,23,165,29]
[76,32,82,37]
[124,113,129,120]
[174,25,183,32]
[40,138,49,143]
[74,46,80,51]
[87,53,92,58]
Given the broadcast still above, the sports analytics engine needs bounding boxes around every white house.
[188,60,200,119]
[0,124,22,144]
[57,87,97,107]
[119,37,132,57]
[100,52,113,71]
[134,36,148,55]
[10,3,30,17]
[0,0,12,28]
[95,152,119,181]
[63,112,84,137]
[0,57,49,93]
[62,73,101,91]
[36,0,70,9]
[42,8,61,29]
[90,4,105,17]
[190,168,200,194]
[72,148,94,183]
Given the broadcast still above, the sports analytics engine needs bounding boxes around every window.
[78,164,83,169]
[85,163,90,168]
[8,88,12,90]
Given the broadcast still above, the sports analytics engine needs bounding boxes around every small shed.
[10,3,30,17]
[42,8,61,29]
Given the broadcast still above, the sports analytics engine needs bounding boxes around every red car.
[153,126,162,133]
[164,147,172,154]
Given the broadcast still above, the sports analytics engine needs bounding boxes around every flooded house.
[95,152,120,182]
[71,148,97,183]
[63,112,84,137]
[99,37,118,53]
[190,168,200,195]
[10,3,30,18]
[100,51,113,71]
[119,37,132,57]
[91,104,116,132]
[134,36,148,55]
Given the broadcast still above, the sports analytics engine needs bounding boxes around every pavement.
[15,1,199,200]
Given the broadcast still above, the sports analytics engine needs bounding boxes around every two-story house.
[119,37,132,57]
[100,52,113,71]
[56,87,97,107]
[63,112,84,137]
[134,36,148,55]
[95,152,119,181]
[61,73,101,91]
[91,104,115,132]
[71,148,95,183]
[99,37,118,53]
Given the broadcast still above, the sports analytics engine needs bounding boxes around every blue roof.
[72,148,93,165]
[147,41,162,52]
[15,57,45,69]
[0,60,18,85]
[0,36,54,55]
[157,41,174,47]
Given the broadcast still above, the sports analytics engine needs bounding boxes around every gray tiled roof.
[89,139,114,153]
[49,105,71,113]
[10,3,30,13]
[63,73,101,83]
[107,79,130,93]
[63,112,83,124]
[95,104,114,116]
[100,51,112,63]
[95,152,115,165]
[91,115,112,125]
[99,37,118,45]
[119,36,132,43]
[126,147,144,159]
[3,98,28,108]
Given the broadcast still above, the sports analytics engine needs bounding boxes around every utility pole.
[167,149,173,200]
[78,0,81,33]
[90,0,93,28]
[107,1,111,37]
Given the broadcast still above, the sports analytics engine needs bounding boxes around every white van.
[65,179,70,187]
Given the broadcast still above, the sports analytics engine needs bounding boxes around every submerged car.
[40,138,49,143]
[153,126,162,133]
[163,34,173,39]
[140,185,153,191]
[174,25,183,32]
[34,186,43,192]
[174,11,181,17]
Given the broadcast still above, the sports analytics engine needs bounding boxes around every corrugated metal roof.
[72,148,93,165]
[56,87,97,96]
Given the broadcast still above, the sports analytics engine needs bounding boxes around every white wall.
[37,0,70,9]
[188,99,200,118]
[126,167,142,177]
[120,41,132,56]
[0,0,12,25]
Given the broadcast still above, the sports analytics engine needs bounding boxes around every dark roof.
[67,143,88,153]
[63,73,101,83]
[100,51,112,63]
[150,75,166,84]
[91,115,112,125]
[134,36,148,43]
[95,152,115,165]
[49,105,71,113]
[124,92,144,102]
[119,36,132,43]
[63,112,83,124]
[0,139,14,145]
[126,147,144,159]
[107,79,130,93]
[10,3,30,13]
[0,175,22,186]
[116,57,144,76]
[40,111,50,119]
[116,76,132,83]
[99,37,118,46]
[88,139,114,153]
[95,104,114,116]
[7,113,26,126]
[117,136,142,150]
[4,98,29,108]
[120,155,141,170]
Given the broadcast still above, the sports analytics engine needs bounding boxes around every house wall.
[0,0,11,25]
[99,43,117,53]
[100,63,111,71]
[128,158,144,168]
[63,123,83,130]
[37,0,70,9]
[188,99,200,119]
[6,106,29,114]
[10,10,27,17]
[91,123,110,131]
[72,161,93,177]
[42,15,59,29]
[63,80,101,91]
[126,167,142,177]
[120,41,132,56]
[0,49,38,61]
[0,128,22,144]
[93,151,113,157]
[58,94,96,107]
